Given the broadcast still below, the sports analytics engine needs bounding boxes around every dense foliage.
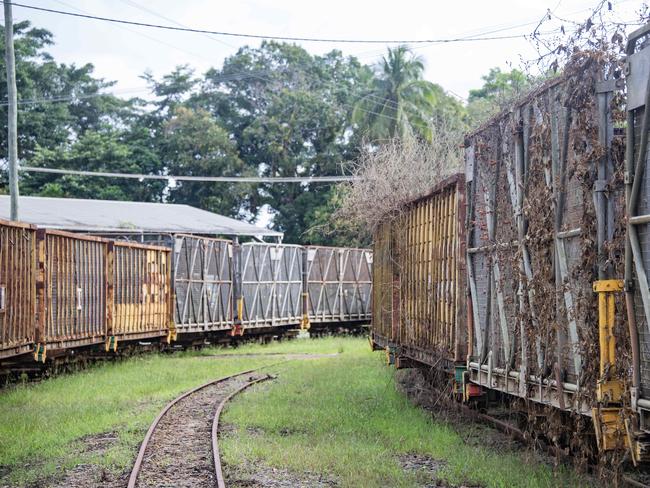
[0,21,514,245]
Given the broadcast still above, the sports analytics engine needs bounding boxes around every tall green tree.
[467,67,530,123]
[192,42,371,243]
[352,45,462,142]
[160,106,250,216]
[22,128,165,201]
[0,21,148,198]
[468,67,528,102]
[0,21,131,161]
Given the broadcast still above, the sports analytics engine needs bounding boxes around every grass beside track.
[0,336,586,487]
[198,335,352,356]
[0,351,280,485]
[221,338,587,488]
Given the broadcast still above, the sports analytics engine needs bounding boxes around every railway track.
[127,365,280,488]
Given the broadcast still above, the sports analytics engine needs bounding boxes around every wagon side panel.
[41,231,107,349]
[0,220,37,359]
[113,242,171,341]
[173,235,233,332]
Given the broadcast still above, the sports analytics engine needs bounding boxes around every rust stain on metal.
[0,219,37,359]
[372,174,466,365]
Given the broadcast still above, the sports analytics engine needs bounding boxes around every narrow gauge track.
[127,365,281,488]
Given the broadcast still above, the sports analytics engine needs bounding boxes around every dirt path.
[133,372,268,488]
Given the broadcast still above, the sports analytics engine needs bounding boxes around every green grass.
[0,337,588,487]
[221,338,588,488]
[198,334,356,356]
[0,352,280,485]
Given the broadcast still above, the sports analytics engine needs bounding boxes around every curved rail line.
[127,363,282,488]
[212,375,271,488]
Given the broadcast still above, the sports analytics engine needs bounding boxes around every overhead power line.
[116,0,237,49]
[0,86,150,106]
[19,166,356,183]
[7,2,529,44]
[52,0,216,64]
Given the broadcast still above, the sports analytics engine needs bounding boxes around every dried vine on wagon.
[336,124,463,233]
[468,1,645,472]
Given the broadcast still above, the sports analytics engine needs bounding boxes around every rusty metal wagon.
[0,219,37,359]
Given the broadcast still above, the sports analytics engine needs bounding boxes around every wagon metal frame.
[305,246,372,324]
[625,23,650,434]
[464,68,619,415]
[0,219,37,359]
[173,234,233,332]
[111,241,172,344]
[240,243,303,328]
[35,229,109,355]
[371,221,397,349]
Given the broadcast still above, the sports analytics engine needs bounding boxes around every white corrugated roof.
[0,195,282,238]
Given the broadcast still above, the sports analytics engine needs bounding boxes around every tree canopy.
[1,21,510,245]
[352,45,463,142]
[466,67,530,123]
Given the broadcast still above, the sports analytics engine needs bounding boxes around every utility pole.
[4,0,19,220]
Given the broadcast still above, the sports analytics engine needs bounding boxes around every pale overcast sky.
[4,0,647,101]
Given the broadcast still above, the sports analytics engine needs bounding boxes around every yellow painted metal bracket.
[592,406,628,452]
[166,320,177,343]
[301,293,310,330]
[33,343,46,363]
[236,297,243,323]
[593,279,624,293]
[385,346,395,366]
[300,314,311,331]
[593,279,624,403]
[105,336,118,353]
[592,279,626,453]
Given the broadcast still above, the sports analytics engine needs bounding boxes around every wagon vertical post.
[301,247,310,330]
[105,241,116,352]
[232,237,244,336]
[166,249,176,343]
[34,228,47,362]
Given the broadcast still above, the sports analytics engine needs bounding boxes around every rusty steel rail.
[212,375,272,488]
[127,363,283,488]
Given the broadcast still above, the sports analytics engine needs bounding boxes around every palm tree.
[352,45,444,142]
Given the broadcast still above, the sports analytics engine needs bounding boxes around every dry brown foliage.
[336,124,463,233]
